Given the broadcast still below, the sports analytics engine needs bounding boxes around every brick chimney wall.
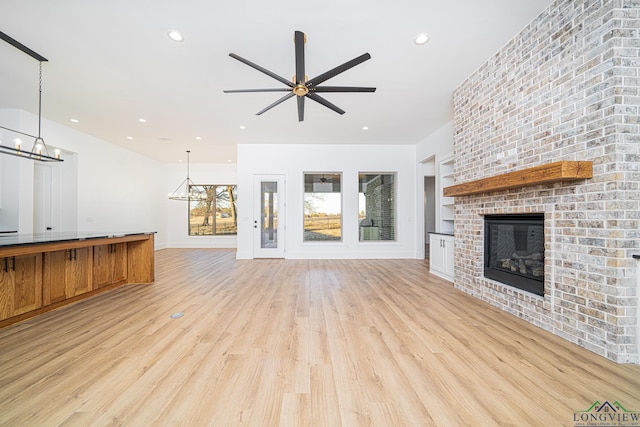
[451,0,639,363]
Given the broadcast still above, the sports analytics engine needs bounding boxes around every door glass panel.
[261,181,278,248]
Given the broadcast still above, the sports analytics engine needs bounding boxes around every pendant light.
[168,150,206,201]
[0,31,63,162]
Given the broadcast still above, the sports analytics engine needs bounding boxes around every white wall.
[0,109,168,247]
[0,156,21,231]
[0,110,30,232]
[237,144,417,260]
[1,108,440,256]
[166,162,237,248]
[416,121,454,164]
[414,121,454,256]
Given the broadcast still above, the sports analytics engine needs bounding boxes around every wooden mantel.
[443,161,593,197]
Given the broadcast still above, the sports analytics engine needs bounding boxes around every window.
[358,173,396,241]
[188,185,238,236]
[303,173,342,241]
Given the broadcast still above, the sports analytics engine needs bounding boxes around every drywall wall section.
[1,108,168,248]
[166,161,238,248]
[237,143,417,260]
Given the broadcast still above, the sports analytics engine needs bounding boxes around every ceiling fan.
[223,31,376,122]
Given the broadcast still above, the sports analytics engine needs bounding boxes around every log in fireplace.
[484,214,544,296]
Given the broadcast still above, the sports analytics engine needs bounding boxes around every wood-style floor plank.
[0,249,638,426]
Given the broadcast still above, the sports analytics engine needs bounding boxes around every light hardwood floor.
[0,249,638,426]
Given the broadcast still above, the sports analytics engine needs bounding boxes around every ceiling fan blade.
[256,92,295,115]
[313,86,376,93]
[294,31,305,85]
[306,53,371,87]
[297,96,305,122]
[229,53,293,87]
[306,92,345,115]
[223,88,291,93]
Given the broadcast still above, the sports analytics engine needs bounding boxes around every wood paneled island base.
[0,232,154,328]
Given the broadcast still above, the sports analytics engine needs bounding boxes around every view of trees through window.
[188,185,238,236]
[303,173,342,241]
[183,175,395,240]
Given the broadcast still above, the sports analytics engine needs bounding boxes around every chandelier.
[0,31,63,162]
[168,150,206,201]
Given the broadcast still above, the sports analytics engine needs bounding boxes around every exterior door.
[253,175,285,258]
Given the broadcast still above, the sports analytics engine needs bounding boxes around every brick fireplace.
[451,0,639,363]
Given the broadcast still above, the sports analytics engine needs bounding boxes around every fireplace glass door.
[484,214,544,296]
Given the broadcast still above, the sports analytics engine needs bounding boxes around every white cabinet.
[429,153,455,282]
[429,233,454,282]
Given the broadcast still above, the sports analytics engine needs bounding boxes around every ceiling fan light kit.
[224,30,376,122]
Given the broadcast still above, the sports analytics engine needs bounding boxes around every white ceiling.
[0,0,552,163]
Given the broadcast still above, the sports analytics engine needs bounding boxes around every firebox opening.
[484,214,544,296]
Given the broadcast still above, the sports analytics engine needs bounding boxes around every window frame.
[358,172,397,242]
[302,172,343,242]
[187,184,238,236]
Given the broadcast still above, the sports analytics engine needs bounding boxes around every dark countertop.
[429,232,454,237]
[0,231,154,248]
[634,254,640,259]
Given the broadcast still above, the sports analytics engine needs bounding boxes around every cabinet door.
[44,249,92,304]
[443,236,455,279]
[0,258,14,320]
[111,243,127,284]
[13,254,42,316]
[1,255,43,318]
[43,251,68,305]
[429,234,445,274]
[93,244,111,289]
[67,247,92,297]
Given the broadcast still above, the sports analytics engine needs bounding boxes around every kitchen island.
[0,231,155,327]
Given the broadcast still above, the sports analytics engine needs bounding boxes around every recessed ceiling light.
[195,136,202,140]
[168,30,184,42]
[362,126,369,131]
[70,118,79,123]
[239,125,246,130]
[126,136,134,140]
[227,159,232,163]
[138,118,147,123]
[414,33,430,45]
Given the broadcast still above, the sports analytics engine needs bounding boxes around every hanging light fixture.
[168,150,206,201]
[0,31,63,162]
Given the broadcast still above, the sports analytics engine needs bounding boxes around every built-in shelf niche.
[439,154,455,234]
